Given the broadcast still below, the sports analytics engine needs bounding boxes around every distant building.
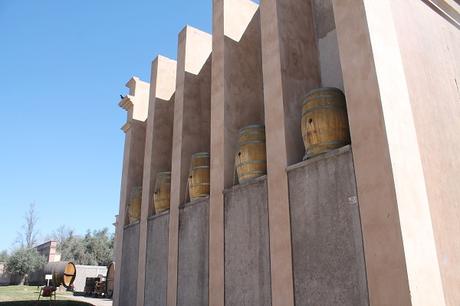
[35,241,61,263]
[73,265,108,292]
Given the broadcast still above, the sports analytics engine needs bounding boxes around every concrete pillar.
[113,77,150,306]
[258,1,323,305]
[210,1,263,305]
[167,25,212,306]
[333,0,446,305]
[136,56,176,306]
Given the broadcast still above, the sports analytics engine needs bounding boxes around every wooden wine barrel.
[188,152,210,201]
[154,172,171,214]
[128,186,142,224]
[235,125,267,184]
[44,261,76,288]
[105,262,115,298]
[301,87,350,159]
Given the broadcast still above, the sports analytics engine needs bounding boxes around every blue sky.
[0,0,212,251]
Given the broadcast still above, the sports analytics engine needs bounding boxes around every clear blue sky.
[0,0,211,251]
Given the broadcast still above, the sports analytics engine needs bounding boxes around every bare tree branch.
[23,202,39,248]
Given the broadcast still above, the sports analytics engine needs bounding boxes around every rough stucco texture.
[120,223,140,306]
[288,148,369,306]
[177,199,209,306]
[144,214,169,306]
[389,1,460,304]
[224,178,272,306]
[312,0,344,90]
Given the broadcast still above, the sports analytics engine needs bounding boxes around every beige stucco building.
[113,0,460,305]
[35,240,61,263]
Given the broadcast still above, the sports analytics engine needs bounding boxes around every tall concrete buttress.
[113,77,150,306]
[168,25,212,306]
[136,55,177,306]
[258,0,320,304]
[210,1,262,305]
[333,0,460,305]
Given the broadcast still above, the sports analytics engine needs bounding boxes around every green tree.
[58,228,114,266]
[59,235,89,264]
[84,228,114,266]
[5,248,45,278]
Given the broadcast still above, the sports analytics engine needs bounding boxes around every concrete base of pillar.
[224,177,272,306]
[119,223,140,306]
[288,146,368,306]
[177,199,209,306]
[144,213,169,306]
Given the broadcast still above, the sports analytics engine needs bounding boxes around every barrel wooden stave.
[154,172,171,214]
[44,261,76,288]
[235,125,267,184]
[105,262,115,298]
[189,152,210,201]
[128,186,142,224]
[301,87,350,159]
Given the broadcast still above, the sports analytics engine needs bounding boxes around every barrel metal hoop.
[302,87,344,101]
[192,152,210,158]
[157,172,171,178]
[240,170,266,175]
[190,183,211,187]
[239,171,266,178]
[239,124,265,134]
[307,140,349,147]
[303,93,344,104]
[238,140,266,146]
[191,166,210,170]
[240,130,265,135]
[302,104,346,116]
[236,160,267,167]
[239,133,266,140]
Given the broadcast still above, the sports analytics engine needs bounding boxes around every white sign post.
[45,274,52,287]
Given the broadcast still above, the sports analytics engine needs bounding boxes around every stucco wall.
[224,178,271,306]
[124,122,147,226]
[145,97,175,216]
[312,0,344,90]
[177,199,209,306]
[73,265,108,292]
[222,10,265,188]
[209,5,264,304]
[389,1,460,304]
[288,146,368,306]
[120,223,140,306]
[144,213,169,306]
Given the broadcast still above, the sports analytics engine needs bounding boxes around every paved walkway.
[67,295,113,306]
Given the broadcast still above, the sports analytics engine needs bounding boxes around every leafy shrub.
[5,248,46,276]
